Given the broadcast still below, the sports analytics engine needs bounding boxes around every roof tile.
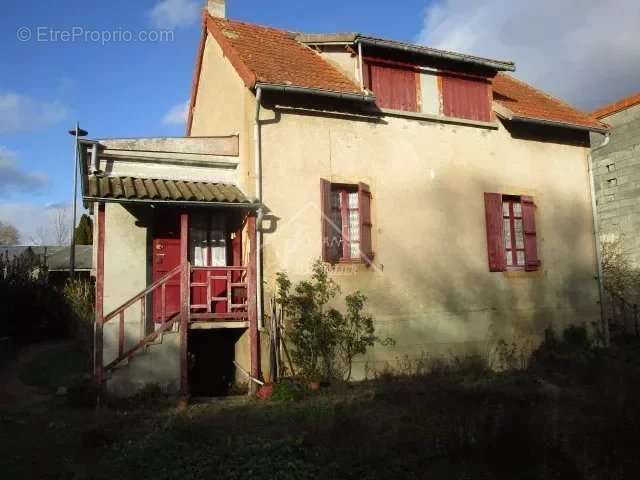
[86,176,252,204]
[591,92,640,119]
[492,74,605,130]
[200,15,604,132]
[207,16,362,95]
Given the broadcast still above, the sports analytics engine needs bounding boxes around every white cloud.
[0,92,68,134]
[0,147,47,195]
[0,202,54,244]
[417,0,640,111]
[148,0,200,29]
[0,201,84,245]
[162,100,189,125]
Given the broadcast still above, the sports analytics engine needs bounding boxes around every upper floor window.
[484,193,539,272]
[363,57,492,123]
[320,179,373,264]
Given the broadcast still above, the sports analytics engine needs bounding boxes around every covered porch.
[79,136,262,398]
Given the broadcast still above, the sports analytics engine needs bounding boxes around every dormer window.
[363,57,492,123]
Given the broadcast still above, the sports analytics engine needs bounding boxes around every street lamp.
[68,122,88,277]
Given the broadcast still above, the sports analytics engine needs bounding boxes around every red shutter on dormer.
[442,74,491,122]
[358,182,373,263]
[521,196,540,271]
[484,193,506,272]
[320,178,332,262]
[366,61,418,112]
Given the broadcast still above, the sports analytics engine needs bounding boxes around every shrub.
[0,250,72,343]
[276,260,392,382]
[64,278,95,355]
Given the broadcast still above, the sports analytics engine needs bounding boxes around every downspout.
[254,86,264,330]
[588,132,611,346]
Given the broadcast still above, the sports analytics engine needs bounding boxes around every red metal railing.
[102,264,183,372]
[190,266,248,321]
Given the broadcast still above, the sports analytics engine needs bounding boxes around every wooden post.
[179,212,190,400]
[247,214,261,391]
[94,203,105,386]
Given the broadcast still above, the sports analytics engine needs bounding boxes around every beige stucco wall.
[190,35,257,197]
[318,46,359,83]
[102,203,149,370]
[258,109,600,377]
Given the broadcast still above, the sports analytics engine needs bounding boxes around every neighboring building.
[591,93,640,266]
[0,245,92,286]
[80,1,607,397]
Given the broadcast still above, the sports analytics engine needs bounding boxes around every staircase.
[95,264,186,396]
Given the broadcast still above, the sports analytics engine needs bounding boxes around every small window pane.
[503,219,511,249]
[348,192,359,209]
[349,209,360,242]
[505,249,512,266]
[502,202,510,217]
[513,202,522,217]
[330,191,341,209]
[350,241,360,259]
[514,219,524,249]
[516,251,525,266]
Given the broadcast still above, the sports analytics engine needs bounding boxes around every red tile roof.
[192,14,605,133]
[591,92,640,119]
[206,16,362,95]
[492,74,605,131]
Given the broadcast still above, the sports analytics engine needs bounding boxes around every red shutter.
[441,74,491,122]
[521,196,540,271]
[320,178,332,262]
[358,182,374,264]
[484,193,506,272]
[366,61,418,112]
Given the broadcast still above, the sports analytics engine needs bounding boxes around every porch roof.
[85,175,255,206]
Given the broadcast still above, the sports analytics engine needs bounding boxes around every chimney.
[207,0,226,18]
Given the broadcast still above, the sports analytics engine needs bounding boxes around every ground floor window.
[190,214,227,267]
[484,193,539,272]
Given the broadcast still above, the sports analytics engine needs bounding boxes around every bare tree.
[0,220,20,245]
[30,206,71,246]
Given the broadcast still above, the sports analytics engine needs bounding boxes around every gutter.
[255,82,375,103]
[356,36,516,72]
[82,196,260,209]
[587,132,611,346]
[493,105,609,134]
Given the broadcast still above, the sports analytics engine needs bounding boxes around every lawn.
[2,338,640,479]
[18,342,89,391]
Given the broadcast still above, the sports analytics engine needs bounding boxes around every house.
[79,0,607,397]
[591,92,640,267]
[0,245,92,287]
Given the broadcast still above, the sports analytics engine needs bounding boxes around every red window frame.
[502,196,525,270]
[484,192,539,273]
[330,185,361,262]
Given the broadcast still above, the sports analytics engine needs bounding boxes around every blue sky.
[1,0,638,242]
[0,0,434,242]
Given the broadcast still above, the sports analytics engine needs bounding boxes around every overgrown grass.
[18,343,89,391]
[2,329,640,479]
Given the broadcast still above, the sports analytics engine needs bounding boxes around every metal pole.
[69,121,80,277]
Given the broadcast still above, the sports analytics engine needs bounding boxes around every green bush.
[270,379,307,402]
[276,260,393,382]
[64,278,95,355]
[0,251,72,343]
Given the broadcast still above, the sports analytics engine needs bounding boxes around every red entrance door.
[152,237,181,323]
